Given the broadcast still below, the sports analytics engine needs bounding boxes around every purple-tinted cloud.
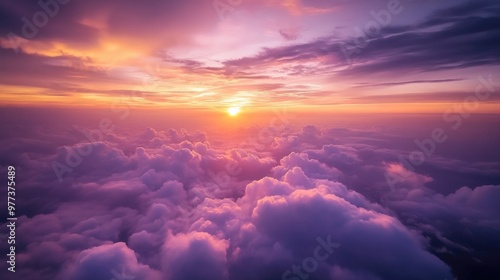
[1,112,499,279]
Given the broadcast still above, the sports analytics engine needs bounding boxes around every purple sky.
[0,0,499,111]
[1,1,500,280]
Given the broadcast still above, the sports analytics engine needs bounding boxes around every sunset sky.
[1,0,499,111]
[1,1,500,280]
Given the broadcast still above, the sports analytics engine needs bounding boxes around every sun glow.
[227,106,241,116]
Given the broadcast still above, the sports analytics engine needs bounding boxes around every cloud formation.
[2,115,500,279]
[1,0,499,110]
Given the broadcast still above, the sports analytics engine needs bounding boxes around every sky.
[0,0,499,112]
[1,1,500,280]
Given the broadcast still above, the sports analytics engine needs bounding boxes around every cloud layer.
[1,114,499,280]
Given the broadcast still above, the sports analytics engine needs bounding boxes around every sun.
[227,106,241,116]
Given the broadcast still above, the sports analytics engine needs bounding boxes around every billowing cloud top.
[1,111,499,280]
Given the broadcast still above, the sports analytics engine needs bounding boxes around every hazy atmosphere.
[0,0,499,280]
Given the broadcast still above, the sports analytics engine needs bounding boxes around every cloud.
[57,242,161,280]
[251,186,452,280]
[1,119,499,279]
[353,78,465,88]
[279,27,301,41]
[0,0,498,109]
[221,0,500,78]
[162,232,229,280]
[0,0,220,51]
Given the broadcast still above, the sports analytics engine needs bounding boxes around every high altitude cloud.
[222,0,500,75]
[2,117,499,279]
[1,0,499,109]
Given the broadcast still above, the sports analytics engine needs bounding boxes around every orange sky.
[0,0,499,113]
